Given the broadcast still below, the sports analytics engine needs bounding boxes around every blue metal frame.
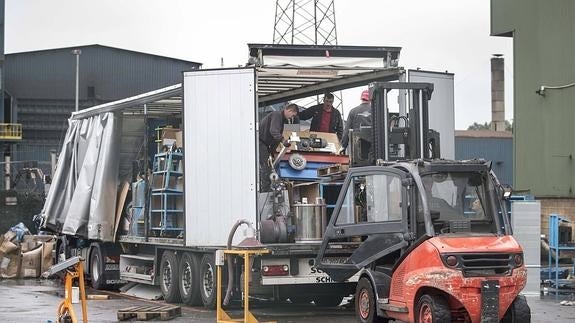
[548,214,575,293]
[149,151,184,235]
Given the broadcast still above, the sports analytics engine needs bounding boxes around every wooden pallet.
[317,163,349,177]
[117,304,182,321]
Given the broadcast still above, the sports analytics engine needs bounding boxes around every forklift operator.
[258,103,299,191]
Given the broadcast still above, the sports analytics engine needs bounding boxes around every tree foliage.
[467,120,513,132]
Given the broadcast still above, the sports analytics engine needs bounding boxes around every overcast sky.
[6,0,513,129]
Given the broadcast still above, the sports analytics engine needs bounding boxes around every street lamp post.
[71,49,82,112]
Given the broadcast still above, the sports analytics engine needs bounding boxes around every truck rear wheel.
[501,295,531,323]
[160,251,181,303]
[355,277,388,323]
[199,253,217,309]
[178,252,201,305]
[90,244,105,289]
[415,294,451,323]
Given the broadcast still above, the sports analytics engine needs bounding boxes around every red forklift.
[315,83,530,322]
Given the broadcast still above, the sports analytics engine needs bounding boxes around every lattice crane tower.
[273,0,344,113]
[273,0,338,45]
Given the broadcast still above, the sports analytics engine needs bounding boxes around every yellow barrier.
[0,123,22,140]
[216,249,275,323]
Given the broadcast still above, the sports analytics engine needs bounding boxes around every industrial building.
[455,130,513,185]
[3,44,201,175]
[491,0,575,234]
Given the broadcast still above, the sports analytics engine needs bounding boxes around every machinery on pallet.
[315,82,530,323]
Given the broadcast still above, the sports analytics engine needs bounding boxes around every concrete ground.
[1,279,575,322]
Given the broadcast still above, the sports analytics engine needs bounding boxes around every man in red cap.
[340,89,372,154]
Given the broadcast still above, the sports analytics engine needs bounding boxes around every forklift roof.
[422,159,490,173]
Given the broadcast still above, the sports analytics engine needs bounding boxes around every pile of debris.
[0,223,55,278]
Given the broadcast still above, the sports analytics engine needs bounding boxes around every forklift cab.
[315,161,527,323]
[315,82,528,323]
[315,160,511,280]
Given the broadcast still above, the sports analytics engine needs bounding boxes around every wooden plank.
[114,181,131,241]
[87,294,109,300]
[317,163,349,177]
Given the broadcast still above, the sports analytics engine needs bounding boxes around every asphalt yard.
[1,279,575,322]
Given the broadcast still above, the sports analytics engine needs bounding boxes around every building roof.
[455,130,513,138]
[6,44,202,66]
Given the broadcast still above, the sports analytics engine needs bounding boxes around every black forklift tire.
[178,252,202,305]
[160,251,181,303]
[90,244,105,290]
[314,295,344,307]
[355,277,389,323]
[501,295,531,323]
[415,294,451,323]
[199,253,217,309]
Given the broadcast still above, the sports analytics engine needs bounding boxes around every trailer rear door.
[183,68,257,246]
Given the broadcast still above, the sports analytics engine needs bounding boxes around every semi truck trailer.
[40,43,405,308]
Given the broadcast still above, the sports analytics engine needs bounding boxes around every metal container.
[292,201,327,242]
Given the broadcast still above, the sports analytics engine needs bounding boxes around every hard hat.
[361,90,370,101]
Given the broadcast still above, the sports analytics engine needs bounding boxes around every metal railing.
[0,123,23,140]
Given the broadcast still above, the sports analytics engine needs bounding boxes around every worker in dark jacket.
[340,89,372,153]
[258,103,299,191]
[299,92,343,140]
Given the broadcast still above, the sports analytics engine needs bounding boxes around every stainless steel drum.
[292,201,327,242]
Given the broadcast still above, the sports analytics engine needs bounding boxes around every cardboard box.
[281,130,341,153]
[161,128,182,147]
[293,182,321,204]
[20,245,42,278]
[41,241,55,274]
[175,131,183,148]
[0,253,21,279]
[0,239,18,254]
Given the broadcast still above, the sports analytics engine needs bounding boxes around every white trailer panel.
[183,68,257,246]
[408,70,455,159]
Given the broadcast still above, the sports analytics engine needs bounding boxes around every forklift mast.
[350,82,440,166]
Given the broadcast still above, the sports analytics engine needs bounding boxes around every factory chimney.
[491,54,505,131]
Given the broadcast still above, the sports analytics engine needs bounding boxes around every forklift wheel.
[415,294,451,323]
[501,295,531,323]
[355,278,389,323]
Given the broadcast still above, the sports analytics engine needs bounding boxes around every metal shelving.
[149,151,184,236]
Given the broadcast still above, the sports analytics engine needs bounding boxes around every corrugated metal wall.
[5,45,200,100]
[455,136,513,185]
[3,45,200,172]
